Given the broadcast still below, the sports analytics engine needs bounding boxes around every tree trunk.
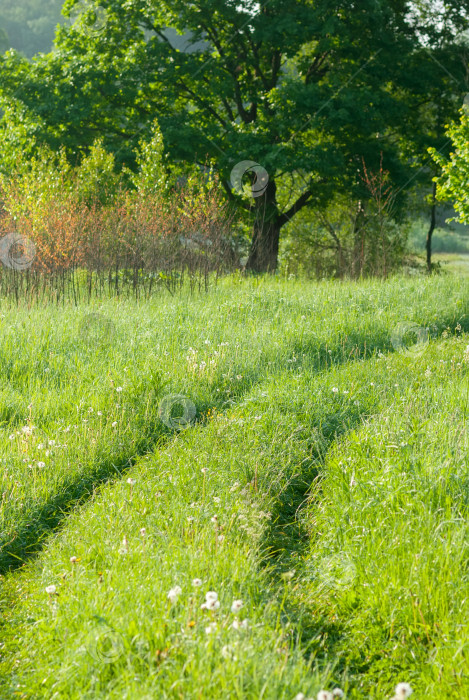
[351,200,366,278]
[426,180,437,272]
[245,179,281,273]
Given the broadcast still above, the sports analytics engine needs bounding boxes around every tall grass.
[0,276,468,698]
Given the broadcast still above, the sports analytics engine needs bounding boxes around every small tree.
[430,108,469,225]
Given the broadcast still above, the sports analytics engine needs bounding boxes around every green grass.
[0,275,469,698]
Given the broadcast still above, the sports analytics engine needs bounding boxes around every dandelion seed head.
[202,596,220,611]
[232,618,249,630]
[231,599,243,613]
[167,585,182,603]
[45,585,56,595]
[192,578,202,587]
[395,683,413,698]
[317,692,333,700]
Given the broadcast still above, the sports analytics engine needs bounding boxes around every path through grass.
[0,275,468,698]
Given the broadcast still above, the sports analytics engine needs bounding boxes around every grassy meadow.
[0,274,468,698]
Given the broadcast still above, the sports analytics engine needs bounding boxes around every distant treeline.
[0,0,64,57]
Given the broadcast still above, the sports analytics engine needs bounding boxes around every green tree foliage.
[1,1,469,271]
[430,107,469,224]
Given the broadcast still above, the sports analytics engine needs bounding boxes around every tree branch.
[278,188,314,227]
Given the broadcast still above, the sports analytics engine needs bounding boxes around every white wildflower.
[45,584,56,595]
[232,618,249,630]
[231,599,243,613]
[167,585,182,603]
[395,683,413,699]
[202,593,220,611]
[192,578,203,587]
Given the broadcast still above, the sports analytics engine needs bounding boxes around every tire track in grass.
[0,322,431,575]
[283,341,469,698]
[0,355,388,698]
[0,278,467,582]
[0,340,465,698]
[1,304,468,576]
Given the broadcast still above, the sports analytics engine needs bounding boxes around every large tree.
[1,0,469,271]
